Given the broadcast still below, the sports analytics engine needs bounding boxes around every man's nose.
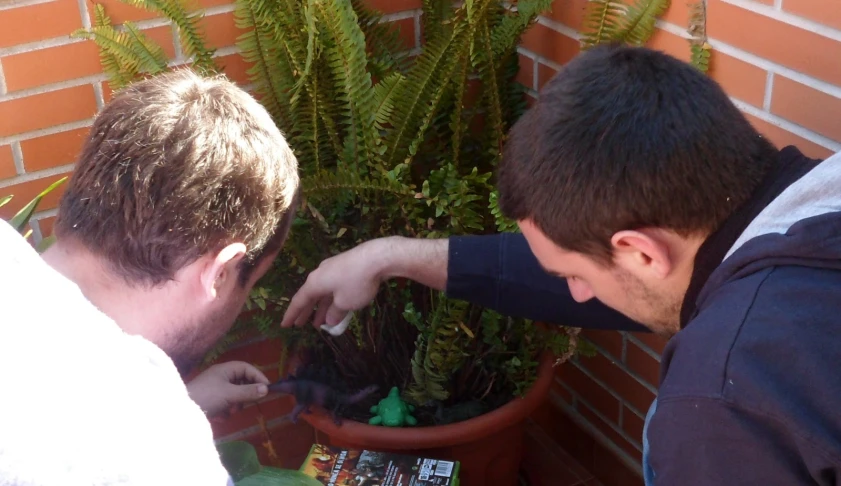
[568,279,594,303]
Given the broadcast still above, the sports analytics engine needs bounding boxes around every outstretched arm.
[447,233,646,331]
[281,233,646,332]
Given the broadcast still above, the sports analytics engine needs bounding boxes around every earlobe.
[200,242,247,300]
[610,230,673,279]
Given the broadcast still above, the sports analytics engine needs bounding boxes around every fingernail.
[257,384,268,396]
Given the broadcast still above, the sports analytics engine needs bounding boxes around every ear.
[609,229,673,279]
[199,242,247,301]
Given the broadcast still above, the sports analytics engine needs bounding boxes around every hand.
[281,238,388,329]
[186,361,270,417]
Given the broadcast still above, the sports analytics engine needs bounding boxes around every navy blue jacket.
[446,146,841,484]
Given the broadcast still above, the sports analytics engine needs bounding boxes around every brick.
[20,128,88,172]
[388,17,416,51]
[198,11,245,50]
[0,172,71,220]
[516,54,534,90]
[88,0,159,23]
[522,423,587,486]
[770,76,841,142]
[551,377,574,405]
[708,0,841,86]
[625,341,660,387]
[645,27,690,63]
[2,42,102,92]
[545,0,587,30]
[525,93,538,108]
[0,85,97,138]
[582,330,623,359]
[217,53,253,86]
[537,62,557,90]
[144,25,178,59]
[37,216,56,238]
[0,0,82,49]
[210,394,294,439]
[521,23,580,68]
[231,418,316,469]
[196,0,235,8]
[0,145,15,181]
[622,406,645,445]
[557,362,621,422]
[743,113,834,160]
[365,0,421,14]
[578,403,642,462]
[630,331,667,354]
[212,337,285,368]
[581,353,656,415]
[782,0,841,31]
[660,0,691,28]
[708,51,768,108]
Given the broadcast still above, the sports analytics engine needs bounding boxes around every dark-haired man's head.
[498,45,777,335]
[46,69,300,373]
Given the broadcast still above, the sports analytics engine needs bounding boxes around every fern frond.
[489,0,552,57]
[472,18,504,159]
[234,0,293,131]
[352,0,410,77]
[613,0,670,46]
[72,5,169,91]
[385,1,496,167]
[687,1,711,73]
[313,0,380,171]
[373,72,404,130]
[580,0,626,49]
[448,54,471,167]
[302,167,414,201]
[120,0,218,74]
[421,0,453,44]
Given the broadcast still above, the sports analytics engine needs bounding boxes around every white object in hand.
[320,312,353,336]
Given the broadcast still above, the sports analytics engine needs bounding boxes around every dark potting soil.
[293,356,515,427]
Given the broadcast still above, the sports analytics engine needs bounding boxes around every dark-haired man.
[0,69,299,484]
[282,45,841,484]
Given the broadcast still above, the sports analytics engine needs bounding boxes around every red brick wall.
[2,0,840,481]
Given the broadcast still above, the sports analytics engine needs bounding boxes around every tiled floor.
[521,420,604,486]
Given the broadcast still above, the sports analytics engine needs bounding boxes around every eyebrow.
[538,264,567,279]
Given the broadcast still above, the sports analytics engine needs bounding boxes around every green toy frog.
[368,387,418,427]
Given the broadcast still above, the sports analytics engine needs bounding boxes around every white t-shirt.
[0,221,232,486]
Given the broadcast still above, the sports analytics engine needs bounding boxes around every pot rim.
[298,352,556,449]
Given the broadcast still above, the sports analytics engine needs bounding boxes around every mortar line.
[0,60,7,96]
[764,71,775,112]
[77,0,91,29]
[11,142,24,175]
[549,392,644,476]
[0,119,94,146]
[0,164,75,189]
[0,0,53,11]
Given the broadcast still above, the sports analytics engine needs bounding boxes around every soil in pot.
[292,353,555,486]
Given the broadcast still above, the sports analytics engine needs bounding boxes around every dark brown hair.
[55,69,300,285]
[498,44,777,264]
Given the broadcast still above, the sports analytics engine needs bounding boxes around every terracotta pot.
[299,353,555,486]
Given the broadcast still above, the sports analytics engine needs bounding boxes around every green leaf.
[9,177,67,233]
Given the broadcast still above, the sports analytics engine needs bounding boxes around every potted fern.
[71,0,682,482]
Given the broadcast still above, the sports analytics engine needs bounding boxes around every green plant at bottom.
[1,177,67,253]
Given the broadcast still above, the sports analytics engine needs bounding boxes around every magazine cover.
[299,444,460,486]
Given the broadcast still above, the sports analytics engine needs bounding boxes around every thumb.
[325,304,349,327]
[226,382,269,404]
